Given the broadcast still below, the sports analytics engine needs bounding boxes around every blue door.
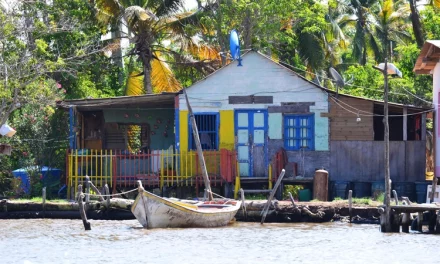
[235,110,268,177]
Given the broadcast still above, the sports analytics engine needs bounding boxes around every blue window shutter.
[283,114,314,151]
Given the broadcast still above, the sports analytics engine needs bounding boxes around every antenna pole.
[183,89,214,201]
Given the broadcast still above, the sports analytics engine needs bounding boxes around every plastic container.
[415,182,430,204]
[393,182,415,202]
[299,189,312,201]
[352,182,372,198]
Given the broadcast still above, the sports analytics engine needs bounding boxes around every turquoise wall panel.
[268,113,282,139]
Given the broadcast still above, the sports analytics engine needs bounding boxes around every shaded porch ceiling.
[57,93,177,112]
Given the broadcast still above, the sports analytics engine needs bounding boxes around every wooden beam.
[403,107,407,141]
[422,113,426,140]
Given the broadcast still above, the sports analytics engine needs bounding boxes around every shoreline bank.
[0,199,381,224]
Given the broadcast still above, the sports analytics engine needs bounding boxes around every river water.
[0,219,438,264]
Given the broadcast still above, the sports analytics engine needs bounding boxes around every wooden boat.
[131,185,241,228]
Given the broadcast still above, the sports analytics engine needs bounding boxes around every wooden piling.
[402,212,410,233]
[392,190,398,205]
[348,190,352,223]
[85,176,90,204]
[261,169,286,224]
[436,209,440,234]
[77,184,91,231]
[104,184,110,209]
[288,192,296,207]
[42,187,46,218]
[430,176,437,203]
[417,212,423,232]
[240,188,247,221]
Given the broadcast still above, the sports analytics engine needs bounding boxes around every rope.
[207,190,229,200]
[83,188,138,198]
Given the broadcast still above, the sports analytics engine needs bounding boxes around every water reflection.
[0,219,438,264]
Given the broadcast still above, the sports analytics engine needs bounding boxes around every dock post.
[261,169,286,224]
[402,212,410,233]
[42,187,46,218]
[417,212,423,232]
[240,188,247,221]
[288,192,296,207]
[85,175,90,204]
[436,209,440,233]
[348,190,352,223]
[78,184,91,231]
[392,190,398,205]
[104,184,110,209]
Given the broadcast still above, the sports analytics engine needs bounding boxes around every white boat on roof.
[131,184,241,228]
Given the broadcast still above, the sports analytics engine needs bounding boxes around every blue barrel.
[332,181,350,200]
[371,181,385,199]
[415,182,429,204]
[393,182,415,202]
[353,182,372,198]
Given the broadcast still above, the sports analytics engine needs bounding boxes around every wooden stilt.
[436,209,440,234]
[348,190,352,223]
[240,188,247,221]
[104,184,110,209]
[417,212,423,232]
[261,169,286,224]
[85,176,90,204]
[402,212,410,233]
[42,187,46,218]
[78,184,91,231]
[392,190,398,205]
[288,192,296,207]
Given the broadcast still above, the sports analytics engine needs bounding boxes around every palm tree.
[93,0,220,93]
[373,0,411,60]
[338,0,382,65]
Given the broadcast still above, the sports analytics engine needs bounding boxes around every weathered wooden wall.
[330,141,426,182]
[328,96,374,141]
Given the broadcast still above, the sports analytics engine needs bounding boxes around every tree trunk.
[409,0,424,48]
[143,63,153,94]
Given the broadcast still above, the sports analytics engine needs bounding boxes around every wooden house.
[59,51,430,199]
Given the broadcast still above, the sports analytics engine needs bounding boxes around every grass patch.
[352,197,373,205]
[333,197,343,201]
[244,194,267,200]
[13,197,68,203]
[375,192,384,203]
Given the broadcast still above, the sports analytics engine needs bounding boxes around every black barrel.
[332,181,350,200]
[415,182,430,204]
[352,182,372,198]
[371,181,385,199]
[393,182,415,202]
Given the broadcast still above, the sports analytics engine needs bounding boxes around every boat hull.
[131,191,241,229]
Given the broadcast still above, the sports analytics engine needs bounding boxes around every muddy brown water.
[0,219,438,264]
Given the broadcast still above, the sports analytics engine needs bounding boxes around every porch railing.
[66,149,237,198]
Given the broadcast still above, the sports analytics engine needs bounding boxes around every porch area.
[66,148,237,199]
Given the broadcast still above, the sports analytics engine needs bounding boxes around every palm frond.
[147,0,186,18]
[125,71,145,96]
[94,0,122,24]
[151,52,182,93]
[125,6,155,23]
[186,41,220,61]
[297,32,325,71]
